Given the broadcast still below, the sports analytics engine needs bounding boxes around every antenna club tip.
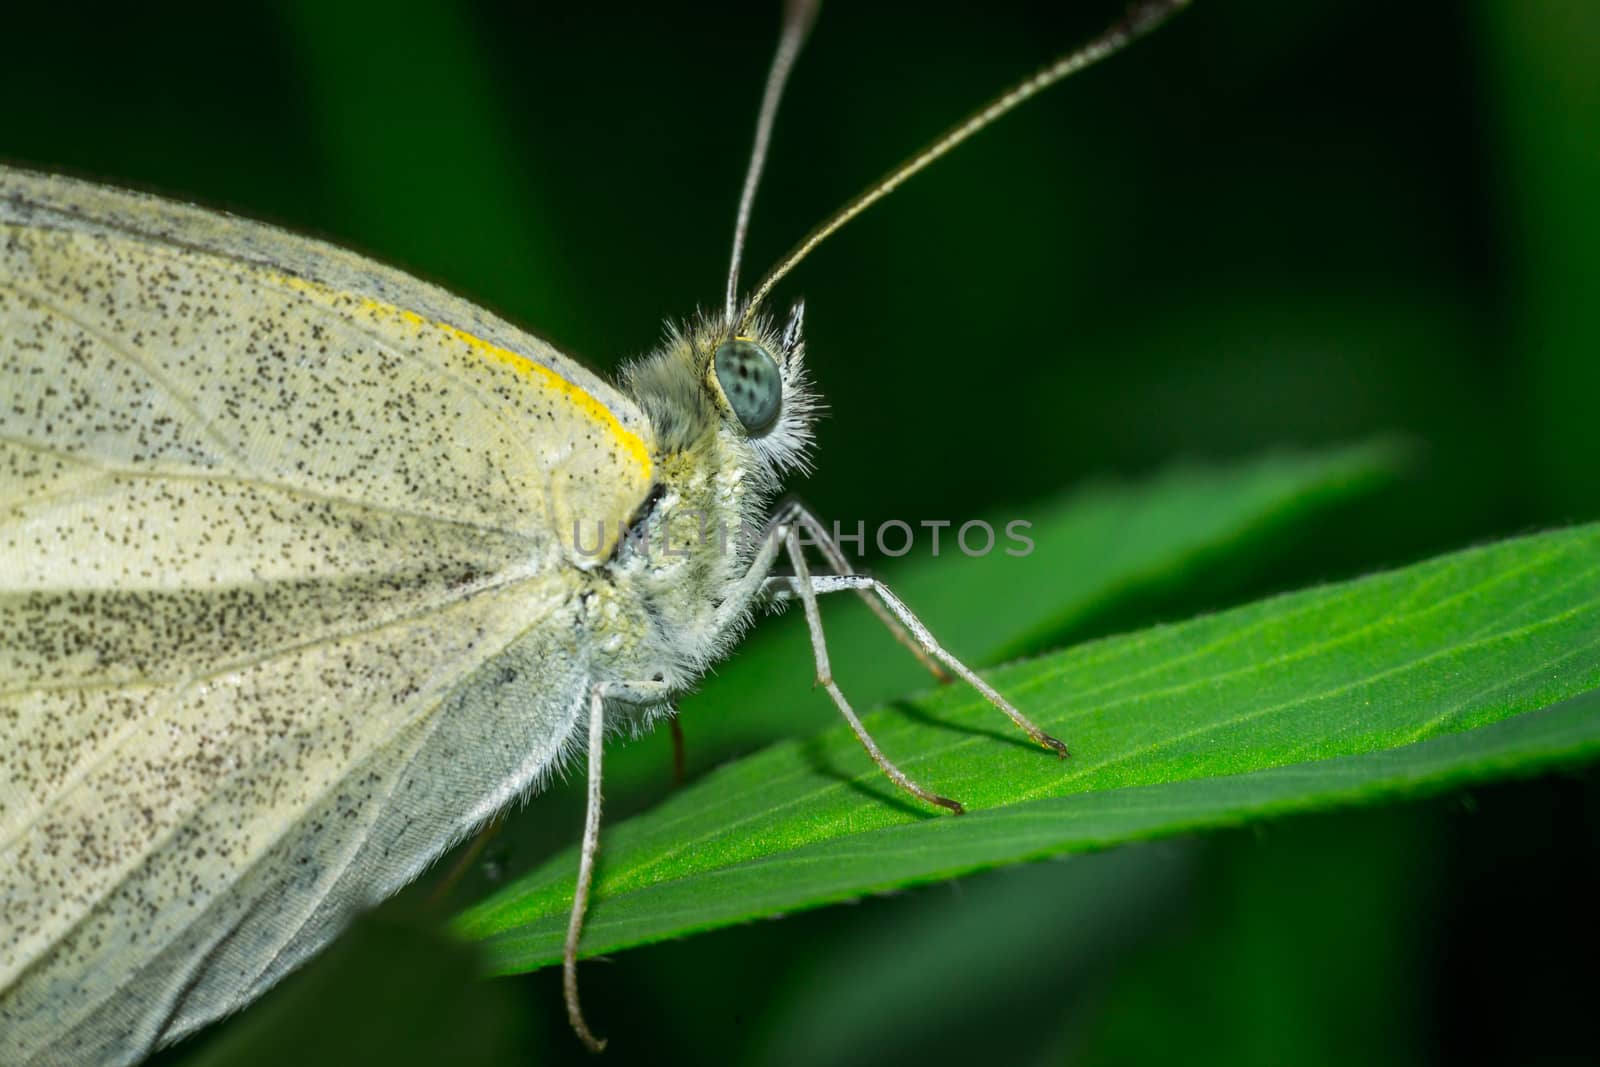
[782,0,821,35]
[1123,0,1193,37]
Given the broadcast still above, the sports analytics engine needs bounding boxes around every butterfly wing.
[0,167,651,1063]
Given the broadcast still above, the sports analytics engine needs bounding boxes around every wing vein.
[98,234,565,511]
[0,432,546,548]
[0,464,110,513]
[0,565,545,851]
[0,278,254,473]
[10,593,558,1033]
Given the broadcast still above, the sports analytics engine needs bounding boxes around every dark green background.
[5,1,1596,1063]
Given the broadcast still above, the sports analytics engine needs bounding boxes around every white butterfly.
[0,2,1186,1061]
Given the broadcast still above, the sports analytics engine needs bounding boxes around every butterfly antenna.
[741,0,1192,329]
[725,0,821,326]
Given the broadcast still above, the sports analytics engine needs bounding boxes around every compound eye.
[713,339,782,434]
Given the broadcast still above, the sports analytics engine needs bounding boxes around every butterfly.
[0,1,1188,1061]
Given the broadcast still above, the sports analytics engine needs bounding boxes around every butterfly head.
[620,300,817,494]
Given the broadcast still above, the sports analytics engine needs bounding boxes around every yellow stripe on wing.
[274,273,654,480]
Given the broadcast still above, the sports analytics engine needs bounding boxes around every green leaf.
[456,525,1600,969]
[599,440,1406,794]
[437,441,1406,907]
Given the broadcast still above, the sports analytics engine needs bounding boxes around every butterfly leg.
[425,812,505,908]
[780,527,964,814]
[565,677,669,1054]
[762,570,1069,758]
[667,714,687,787]
[713,500,951,682]
[790,507,953,683]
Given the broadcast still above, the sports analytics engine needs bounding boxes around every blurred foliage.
[5,0,1595,1063]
